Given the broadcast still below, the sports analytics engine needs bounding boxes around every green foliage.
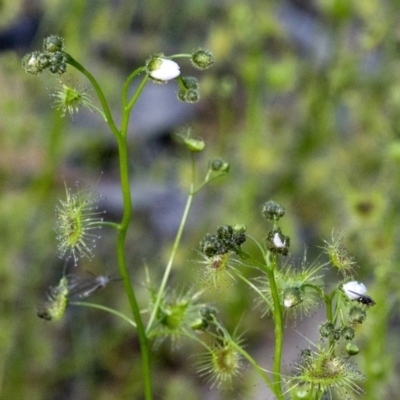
[2,0,400,399]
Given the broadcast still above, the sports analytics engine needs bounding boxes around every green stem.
[169,54,191,58]
[246,234,267,259]
[71,301,137,328]
[230,337,274,389]
[265,255,284,400]
[146,152,196,334]
[210,319,274,390]
[192,171,227,194]
[116,133,152,400]
[121,72,148,137]
[235,273,273,310]
[66,54,120,138]
[97,221,120,230]
[326,293,333,322]
[69,56,153,399]
[122,67,146,109]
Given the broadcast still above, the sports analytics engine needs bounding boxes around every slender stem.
[265,255,284,400]
[116,133,152,400]
[122,67,146,109]
[169,54,191,58]
[192,171,227,194]
[235,273,273,309]
[121,72,148,137]
[126,75,148,113]
[66,54,120,138]
[210,319,274,389]
[246,234,267,259]
[65,54,153,398]
[325,293,333,322]
[71,301,137,328]
[230,339,274,390]
[146,152,196,334]
[97,221,120,230]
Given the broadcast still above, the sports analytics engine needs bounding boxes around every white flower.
[273,232,286,248]
[343,281,367,300]
[148,58,180,81]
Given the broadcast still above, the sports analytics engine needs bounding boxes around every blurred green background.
[1,0,400,399]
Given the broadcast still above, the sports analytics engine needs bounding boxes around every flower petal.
[149,59,180,81]
[343,281,367,300]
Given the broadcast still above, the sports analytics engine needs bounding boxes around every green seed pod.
[183,136,205,152]
[43,35,65,53]
[233,224,247,233]
[262,200,286,220]
[348,305,367,324]
[22,51,46,75]
[319,321,335,339]
[341,326,355,341]
[191,48,215,70]
[180,76,199,90]
[346,343,360,356]
[210,158,230,173]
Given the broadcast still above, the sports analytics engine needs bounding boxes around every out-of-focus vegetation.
[1,0,400,399]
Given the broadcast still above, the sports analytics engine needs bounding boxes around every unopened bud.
[210,158,230,172]
[191,48,214,70]
[43,35,64,53]
[346,343,360,356]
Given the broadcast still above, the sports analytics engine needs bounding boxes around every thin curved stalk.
[71,301,136,328]
[146,152,196,334]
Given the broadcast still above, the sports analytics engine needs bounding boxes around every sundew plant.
[22,36,374,400]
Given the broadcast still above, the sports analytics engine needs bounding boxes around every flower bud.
[262,200,286,221]
[232,232,246,247]
[217,225,234,239]
[199,225,247,258]
[191,48,214,70]
[346,343,360,356]
[183,136,205,152]
[233,224,247,233]
[319,321,335,339]
[341,326,355,341]
[22,51,48,75]
[43,35,64,53]
[210,158,230,173]
[180,76,199,90]
[147,56,180,82]
[48,51,68,75]
[49,63,67,74]
[199,233,220,257]
[177,88,200,103]
[348,305,367,324]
